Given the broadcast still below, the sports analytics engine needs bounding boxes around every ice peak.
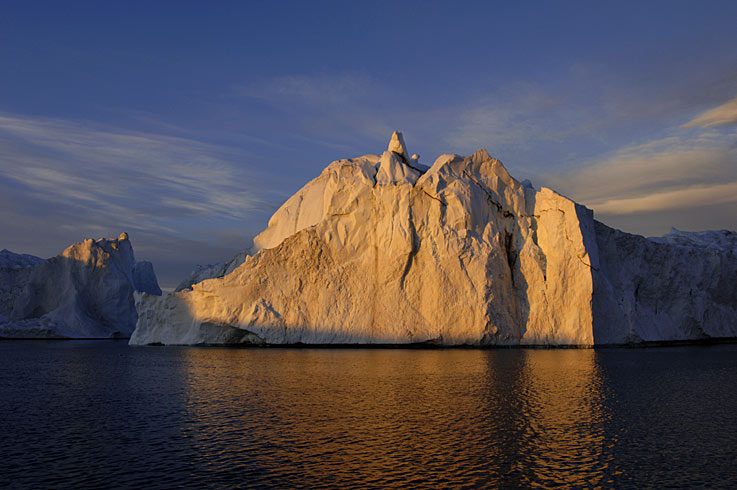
[388,131,410,162]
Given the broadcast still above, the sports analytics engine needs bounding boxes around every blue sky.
[1,1,737,287]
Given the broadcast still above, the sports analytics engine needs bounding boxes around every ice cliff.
[0,250,44,324]
[0,233,161,338]
[130,133,737,346]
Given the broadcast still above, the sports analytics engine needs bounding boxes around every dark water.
[2,342,737,488]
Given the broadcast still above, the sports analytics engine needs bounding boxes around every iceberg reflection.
[179,348,612,487]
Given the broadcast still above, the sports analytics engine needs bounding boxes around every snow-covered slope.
[0,233,162,338]
[131,132,737,346]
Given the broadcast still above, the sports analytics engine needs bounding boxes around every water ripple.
[1,342,737,488]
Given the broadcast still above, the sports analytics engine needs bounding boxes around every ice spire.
[388,131,410,162]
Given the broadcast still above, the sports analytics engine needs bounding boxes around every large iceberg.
[131,133,737,346]
[0,233,162,339]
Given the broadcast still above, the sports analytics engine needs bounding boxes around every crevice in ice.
[422,190,447,206]
[405,160,428,175]
[399,202,419,292]
[462,170,514,218]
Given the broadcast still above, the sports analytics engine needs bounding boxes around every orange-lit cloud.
[547,130,737,218]
[588,181,737,214]
[683,95,737,128]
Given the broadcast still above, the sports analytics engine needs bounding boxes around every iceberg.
[130,132,737,346]
[0,233,161,339]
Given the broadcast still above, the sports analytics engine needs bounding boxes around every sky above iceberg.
[1,0,737,288]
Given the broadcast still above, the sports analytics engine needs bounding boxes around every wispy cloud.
[683,95,737,128]
[0,113,276,226]
[589,181,737,215]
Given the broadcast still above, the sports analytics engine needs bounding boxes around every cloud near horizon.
[549,132,737,208]
[545,94,737,233]
[683,95,737,128]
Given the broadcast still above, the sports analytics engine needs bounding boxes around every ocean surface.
[2,342,737,488]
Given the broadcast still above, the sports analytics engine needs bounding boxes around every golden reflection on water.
[178,348,612,487]
[515,350,613,488]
